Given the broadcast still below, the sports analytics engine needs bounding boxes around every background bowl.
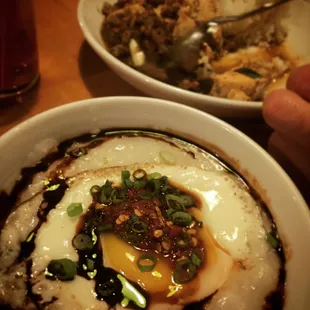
[0,96,309,308]
[78,0,310,118]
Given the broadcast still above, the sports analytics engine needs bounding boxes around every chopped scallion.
[46,184,60,192]
[26,232,35,243]
[166,194,185,211]
[90,185,101,197]
[147,172,162,180]
[172,211,192,227]
[133,180,148,188]
[173,258,197,284]
[266,232,279,249]
[191,252,202,267]
[235,67,262,79]
[67,203,83,217]
[72,233,93,251]
[117,274,147,308]
[91,228,97,245]
[122,170,131,179]
[179,195,195,208]
[123,178,133,189]
[137,254,157,272]
[87,269,97,279]
[132,221,147,234]
[159,151,176,165]
[47,258,77,281]
[133,169,147,180]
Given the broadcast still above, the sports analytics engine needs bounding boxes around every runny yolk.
[101,233,174,294]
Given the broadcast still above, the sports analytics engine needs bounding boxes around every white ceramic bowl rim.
[0,96,309,309]
[77,0,262,110]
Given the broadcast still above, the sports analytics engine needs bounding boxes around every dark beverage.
[0,0,39,98]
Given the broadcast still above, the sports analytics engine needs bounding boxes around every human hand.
[263,64,310,182]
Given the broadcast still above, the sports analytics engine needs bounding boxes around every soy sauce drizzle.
[74,205,148,308]
[0,129,287,310]
[18,179,68,262]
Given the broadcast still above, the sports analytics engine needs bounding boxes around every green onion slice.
[172,211,192,227]
[147,172,162,180]
[87,270,97,279]
[166,194,185,210]
[266,232,279,249]
[72,233,93,251]
[67,203,83,217]
[111,188,126,204]
[121,170,133,189]
[133,180,148,189]
[133,169,147,180]
[159,151,176,165]
[179,195,195,208]
[117,274,147,308]
[123,178,133,189]
[132,221,147,234]
[235,67,262,79]
[46,184,60,192]
[166,208,176,218]
[47,258,77,281]
[122,170,131,179]
[137,254,157,272]
[90,185,101,197]
[26,232,35,243]
[151,179,161,192]
[173,258,197,284]
[191,252,202,267]
[121,298,130,307]
[100,181,114,204]
[91,228,98,245]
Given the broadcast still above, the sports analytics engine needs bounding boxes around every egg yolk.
[101,234,174,294]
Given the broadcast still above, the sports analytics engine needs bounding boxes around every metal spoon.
[169,0,292,71]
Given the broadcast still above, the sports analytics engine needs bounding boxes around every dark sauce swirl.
[0,129,286,309]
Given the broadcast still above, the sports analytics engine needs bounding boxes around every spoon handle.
[207,0,292,26]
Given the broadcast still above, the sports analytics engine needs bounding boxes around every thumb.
[263,89,310,145]
[287,64,310,101]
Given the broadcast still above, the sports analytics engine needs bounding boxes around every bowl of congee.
[0,96,309,309]
[78,0,310,117]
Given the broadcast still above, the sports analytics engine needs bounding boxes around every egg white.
[24,164,280,309]
[17,135,222,205]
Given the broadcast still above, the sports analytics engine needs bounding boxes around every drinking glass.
[0,0,39,99]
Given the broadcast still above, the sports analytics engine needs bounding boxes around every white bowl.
[0,96,309,308]
[77,0,310,118]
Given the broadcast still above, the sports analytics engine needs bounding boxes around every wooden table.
[0,0,308,204]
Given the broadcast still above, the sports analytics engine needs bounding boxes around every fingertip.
[263,89,290,127]
[263,89,310,138]
[287,64,310,101]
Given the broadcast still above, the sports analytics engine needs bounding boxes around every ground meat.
[102,2,174,64]
[101,0,293,101]
[161,1,181,18]
[110,45,130,58]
